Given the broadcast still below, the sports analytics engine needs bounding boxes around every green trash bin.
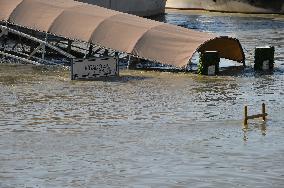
[254,46,275,71]
[198,51,220,75]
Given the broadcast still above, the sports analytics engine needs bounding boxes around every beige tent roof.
[0,0,245,67]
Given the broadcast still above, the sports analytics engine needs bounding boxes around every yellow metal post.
[262,103,266,121]
[244,106,248,126]
[243,104,267,126]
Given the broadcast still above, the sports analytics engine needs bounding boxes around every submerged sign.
[71,57,118,80]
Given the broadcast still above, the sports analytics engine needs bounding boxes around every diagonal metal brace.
[28,43,45,59]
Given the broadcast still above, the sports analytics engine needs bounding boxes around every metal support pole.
[30,31,36,53]
[0,25,8,53]
[128,56,140,70]
[84,43,90,59]
[42,32,48,60]
[103,49,109,57]
[67,39,72,54]
[3,22,8,55]
[242,60,246,68]
[88,44,93,57]
[115,52,119,75]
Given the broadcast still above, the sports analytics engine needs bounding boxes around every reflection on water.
[0,11,284,187]
[243,121,267,142]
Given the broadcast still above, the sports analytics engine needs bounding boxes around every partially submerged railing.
[0,25,74,65]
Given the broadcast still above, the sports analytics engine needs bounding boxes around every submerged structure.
[76,0,167,17]
[166,0,284,14]
[0,0,245,69]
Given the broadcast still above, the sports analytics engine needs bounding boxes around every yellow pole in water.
[262,103,266,121]
[244,106,248,126]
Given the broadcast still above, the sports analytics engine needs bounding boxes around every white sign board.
[262,60,270,70]
[71,57,118,80]
[208,65,216,76]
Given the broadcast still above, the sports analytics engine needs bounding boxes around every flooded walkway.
[0,11,284,187]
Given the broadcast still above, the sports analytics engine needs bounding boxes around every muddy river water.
[0,10,284,187]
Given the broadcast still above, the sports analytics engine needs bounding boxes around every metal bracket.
[0,27,8,38]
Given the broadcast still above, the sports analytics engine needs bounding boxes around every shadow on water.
[72,74,152,83]
[0,63,153,84]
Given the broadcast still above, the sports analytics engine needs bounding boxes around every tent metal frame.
[0,25,76,65]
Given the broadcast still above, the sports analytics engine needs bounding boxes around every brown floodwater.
[0,10,284,187]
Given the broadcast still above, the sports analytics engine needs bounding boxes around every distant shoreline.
[165,8,284,19]
[166,7,284,15]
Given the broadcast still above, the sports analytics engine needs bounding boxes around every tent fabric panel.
[90,14,162,53]
[197,37,245,63]
[8,0,79,32]
[49,5,119,41]
[61,3,120,17]
[0,0,23,21]
[132,24,214,67]
[8,0,66,31]
[157,23,214,39]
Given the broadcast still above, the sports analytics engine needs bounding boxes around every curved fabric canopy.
[0,0,245,67]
